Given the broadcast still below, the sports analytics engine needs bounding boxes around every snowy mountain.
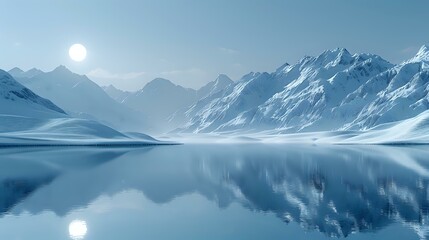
[179,46,429,134]
[167,74,235,130]
[13,66,148,132]
[102,84,132,103]
[196,74,233,99]
[122,78,197,130]
[342,45,429,130]
[0,69,66,123]
[8,67,44,79]
[0,69,163,145]
[120,75,233,132]
[7,45,429,139]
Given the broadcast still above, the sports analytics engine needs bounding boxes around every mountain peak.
[8,67,24,75]
[321,47,350,56]
[415,45,429,61]
[326,48,353,66]
[240,72,262,82]
[336,47,350,54]
[276,62,291,72]
[333,48,351,59]
[405,45,429,63]
[28,67,42,72]
[150,78,175,85]
[0,68,66,115]
[52,65,72,74]
[141,78,177,92]
[8,67,43,79]
[215,74,233,83]
[311,47,354,68]
[25,68,43,77]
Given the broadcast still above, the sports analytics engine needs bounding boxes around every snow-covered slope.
[14,66,148,132]
[196,74,233,99]
[342,109,429,144]
[181,71,285,132]
[0,69,164,145]
[0,117,165,146]
[342,45,429,130]
[179,46,429,134]
[122,78,198,130]
[186,109,429,145]
[168,74,234,130]
[122,75,233,132]
[180,48,394,133]
[246,49,393,132]
[0,69,65,121]
[102,84,132,103]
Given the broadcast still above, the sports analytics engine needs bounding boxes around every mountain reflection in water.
[0,144,428,239]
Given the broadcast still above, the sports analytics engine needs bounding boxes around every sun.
[69,44,87,62]
[69,220,88,239]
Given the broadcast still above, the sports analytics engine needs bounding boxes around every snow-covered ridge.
[0,70,167,146]
[0,70,65,116]
[5,45,429,144]
[177,45,429,137]
[409,45,429,63]
[8,67,43,79]
[102,84,132,103]
[11,65,148,133]
[115,75,234,133]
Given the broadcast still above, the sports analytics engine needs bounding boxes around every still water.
[0,144,428,239]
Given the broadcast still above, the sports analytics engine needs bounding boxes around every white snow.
[4,45,429,145]
[177,45,429,141]
[0,116,165,146]
[11,66,148,132]
[0,70,168,146]
[120,75,234,133]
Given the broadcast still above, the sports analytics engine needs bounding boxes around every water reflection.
[1,144,429,239]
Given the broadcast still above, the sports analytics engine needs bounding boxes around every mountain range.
[0,69,66,132]
[103,74,233,132]
[0,69,162,145]
[9,66,148,133]
[172,45,429,135]
[3,45,429,143]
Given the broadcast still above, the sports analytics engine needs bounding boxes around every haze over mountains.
[0,69,138,144]
[0,69,65,121]
[4,45,429,143]
[10,66,148,132]
[101,74,233,132]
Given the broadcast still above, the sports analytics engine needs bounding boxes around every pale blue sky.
[1,0,428,90]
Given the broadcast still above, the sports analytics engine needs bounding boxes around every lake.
[0,144,428,239]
